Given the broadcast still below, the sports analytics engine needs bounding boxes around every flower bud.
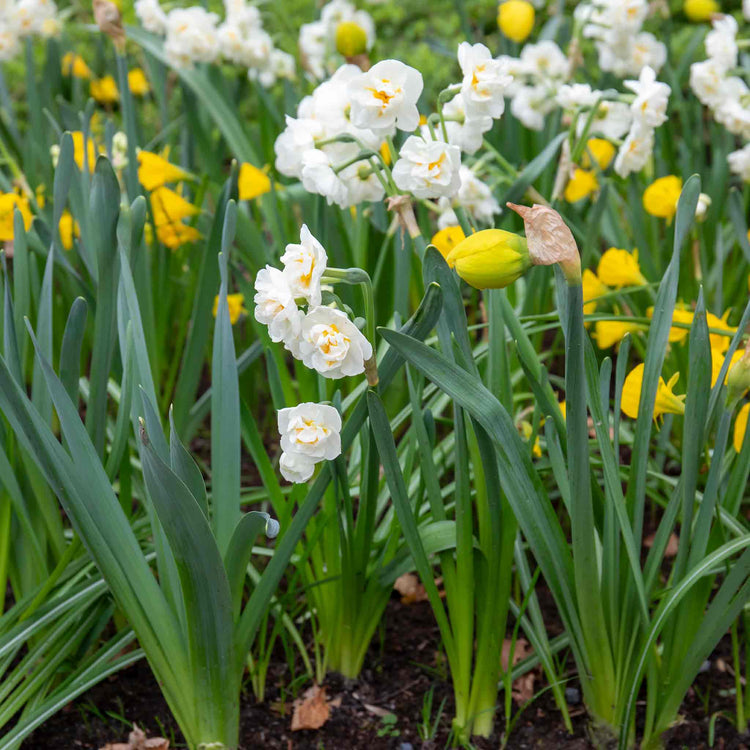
[726,343,750,404]
[497,0,535,43]
[446,228,530,289]
[507,203,581,283]
[335,21,368,58]
[683,0,719,22]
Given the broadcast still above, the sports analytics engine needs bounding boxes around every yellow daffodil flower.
[582,268,608,317]
[684,0,719,22]
[0,193,33,241]
[564,168,598,203]
[519,420,542,457]
[128,68,150,96]
[498,0,535,43]
[90,76,120,105]
[706,310,735,354]
[238,163,272,201]
[582,138,616,171]
[149,187,200,227]
[138,150,192,192]
[621,363,686,421]
[645,304,694,343]
[335,21,368,57]
[643,175,682,222]
[558,399,566,420]
[58,210,79,250]
[597,247,647,288]
[446,228,530,289]
[213,293,247,325]
[62,52,91,79]
[155,222,202,249]
[70,131,99,171]
[734,403,749,452]
[431,225,466,260]
[593,320,644,349]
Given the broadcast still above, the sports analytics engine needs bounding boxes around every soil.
[24,594,750,750]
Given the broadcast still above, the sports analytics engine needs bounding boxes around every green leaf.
[211,202,241,553]
[140,423,238,745]
[58,298,87,407]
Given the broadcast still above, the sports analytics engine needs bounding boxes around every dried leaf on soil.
[501,638,535,704]
[98,723,169,750]
[291,685,333,731]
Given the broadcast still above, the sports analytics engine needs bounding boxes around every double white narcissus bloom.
[278,402,342,483]
[299,307,373,379]
[392,136,462,200]
[348,59,423,134]
[280,224,328,306]
[253,267,303,351]
[457,42,512,119]
[625,66,670,128]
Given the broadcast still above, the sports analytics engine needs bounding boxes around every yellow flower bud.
[726,345,750,403]
[446,228,530,289]
[335,21,368,57]
[431,225,466,260]
[564,168,598,203]
[497,0,535,43]
[643,175,682,222]
[684,0,719,22]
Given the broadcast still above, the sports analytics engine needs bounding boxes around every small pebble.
[400,743,414,750]
[565,687,581,705]
[698,660,711,674]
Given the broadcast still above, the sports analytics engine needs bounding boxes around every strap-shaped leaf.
[211,202,241,553]
[626,174,700,544]
[59,297,87,407]
[224,511,273,618]
[140,424,237,744]
[169,407,207,518]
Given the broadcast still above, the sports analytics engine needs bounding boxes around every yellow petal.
[238,163,272,201]
[734,402,749,453]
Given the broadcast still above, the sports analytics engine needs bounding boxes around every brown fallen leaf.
[643,532,679,557]
[502,638,535,704]
[99,723,169,750]
[394,573,428,604]
[291,685,330,731]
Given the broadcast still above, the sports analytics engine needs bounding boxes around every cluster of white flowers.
[436,166,500,229]
[274,59,423,208]
[254,225,373,379]
[689,15,750,183]
[277,402,342,483]
[500,40,571,131]
[575,0,666,77]
[0,0,60,61]
[135,0,294,86]
[299,0,375,80]
[613,65,671,177]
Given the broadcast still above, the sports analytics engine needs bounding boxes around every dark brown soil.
[23,594,750,750]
